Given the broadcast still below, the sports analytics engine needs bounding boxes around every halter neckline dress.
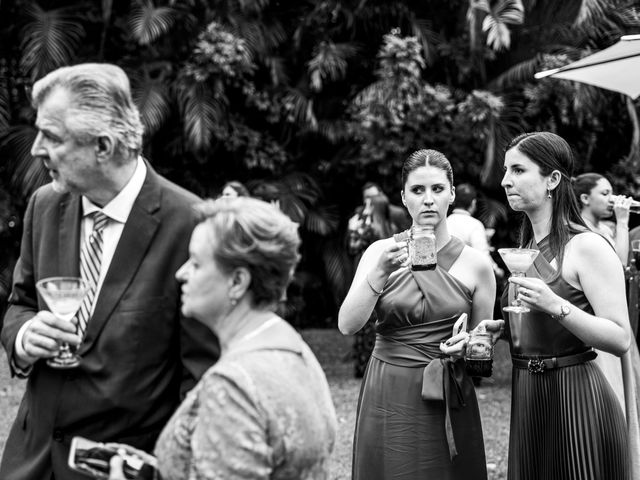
[352,236,487,480]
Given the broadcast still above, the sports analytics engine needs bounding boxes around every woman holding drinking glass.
[572,172,640,417]
[572,172,632,265]
[340,149,496,479]
[481,132,630,479]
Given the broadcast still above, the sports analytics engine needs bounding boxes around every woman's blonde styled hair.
[196,197,301,307]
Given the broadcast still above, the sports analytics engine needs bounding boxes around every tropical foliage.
[1,0,639,324]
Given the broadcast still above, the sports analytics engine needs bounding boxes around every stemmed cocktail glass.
[36,277,89,368]
[498,248,539,314]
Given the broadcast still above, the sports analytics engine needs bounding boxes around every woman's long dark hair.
[572,172,606,213]
[370,193,396,238]
[506,132,587,267]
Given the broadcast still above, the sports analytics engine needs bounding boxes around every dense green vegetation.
[1,0,639,324]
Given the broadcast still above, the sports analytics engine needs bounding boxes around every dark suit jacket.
[0,165,220,480]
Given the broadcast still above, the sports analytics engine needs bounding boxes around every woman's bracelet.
[365,273,383,296]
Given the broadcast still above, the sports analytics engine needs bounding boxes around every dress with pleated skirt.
[502,235,628,480]
[352,236,487,480]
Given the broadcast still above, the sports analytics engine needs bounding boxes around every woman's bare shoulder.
[569,230,613,253]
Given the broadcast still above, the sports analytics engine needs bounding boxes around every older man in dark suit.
[0,63,219,480]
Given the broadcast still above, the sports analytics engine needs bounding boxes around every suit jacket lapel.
[58,195,82,277]
[79,167,161,354]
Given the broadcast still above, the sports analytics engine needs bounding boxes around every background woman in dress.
[483,132,630,479]
[572,172,635,412]
[109,196,337,479]
[339,149,496,479]
[347,192,399,377]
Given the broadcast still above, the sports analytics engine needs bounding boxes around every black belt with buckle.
[512,350,597,374]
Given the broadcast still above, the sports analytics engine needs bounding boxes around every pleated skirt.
[508,361,628,480]
[352,356,487,480]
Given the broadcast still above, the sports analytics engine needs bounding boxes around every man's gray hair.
[32,63,144,158]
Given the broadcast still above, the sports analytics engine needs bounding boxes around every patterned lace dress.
[154,321,337,479]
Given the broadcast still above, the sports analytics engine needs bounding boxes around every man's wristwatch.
[551,303,571,321]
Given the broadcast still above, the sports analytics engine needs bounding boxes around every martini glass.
[498,248,539,313]
[36,277,89,368]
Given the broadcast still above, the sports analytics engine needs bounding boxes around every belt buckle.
[527,359,546,374]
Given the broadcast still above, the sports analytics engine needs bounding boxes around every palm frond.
[264,56,289,86]
[489,55,542,89]
[129,2,176,45]
[0,126,47,199]
[283,89,317,130]
[321,239,353,305]
[409,18,438,65]
[133,79,171,136]
[477,196,509,226]
[615,6,640,29]
[281,172,322,205]
[233,0,270,15]
[574,0,609,27]
[308,41,358,91]
[177,81,225,152]
[231,18,287,57]
[303,119,353,144]
[481,0,524,51]
[20,4,85,81]
[495,0,525,24]
[0,81,9,132]
[351,79,393,110]
[305,207,340,236]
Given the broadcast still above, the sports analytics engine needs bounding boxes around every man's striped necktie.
[77,211,109,338]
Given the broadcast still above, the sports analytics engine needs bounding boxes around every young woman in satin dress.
[482,132,630,480]
[340,149,497,480]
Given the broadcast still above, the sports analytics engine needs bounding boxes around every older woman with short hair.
[110,196,337,479]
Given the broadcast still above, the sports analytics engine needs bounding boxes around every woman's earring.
[230,298,238,307]
[547,188,552,199]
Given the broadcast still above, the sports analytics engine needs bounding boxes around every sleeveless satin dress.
[352,237,487,480]
[502,235,628,480]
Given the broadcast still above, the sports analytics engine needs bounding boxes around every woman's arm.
[512,233,630,356]
[338,238,407,335]
[612,196,632,265]
[469,253,497,331]
[439,248,497,358]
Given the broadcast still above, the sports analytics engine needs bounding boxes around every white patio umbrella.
[536,34,640,163]
[535,34,640,99]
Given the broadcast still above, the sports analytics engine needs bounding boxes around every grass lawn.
[0,329,512,479]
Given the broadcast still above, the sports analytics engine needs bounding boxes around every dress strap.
[527,237,556,281]
[437,236,465,272]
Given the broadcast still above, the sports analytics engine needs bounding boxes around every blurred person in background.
[348,183,411,247]
[573,172,640,471]
[447,183,504,279]
[573,173,633,409]
[109,197,337,479]
[347,192,399,377]
[340,149,496,479]
[481,132,631,479]
[573,172,633,265]
[221,180,250,198]
[0,63,219,480]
